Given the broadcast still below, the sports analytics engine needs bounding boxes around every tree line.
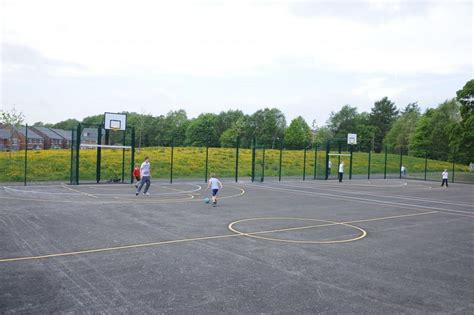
[10,79,474,164]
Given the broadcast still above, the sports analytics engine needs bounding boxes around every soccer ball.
[204,197,210,204]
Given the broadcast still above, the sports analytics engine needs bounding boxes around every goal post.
[325,135,356,180]
[70,115,135,185]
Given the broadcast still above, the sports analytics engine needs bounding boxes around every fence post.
[75,123,81,185]
[261,145,266,182]
[399,147,403,179]
[384,146,388,179]
[24,124,28,186]
[325,140,330,180]
[251,137,256,182]
[278,138,283,181]
[368,148,371,180]
[204,146,209,183]
[235,136,239,183]
[424,153,428,181]
[452,147,456,183]
[303,145,307,181]
[130,127,135,184]
[121,130,126,183]
[170,138,174,184]
[313,143,317,180]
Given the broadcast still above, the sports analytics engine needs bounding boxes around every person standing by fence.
[441,169,448,188]
[338,162,344,182]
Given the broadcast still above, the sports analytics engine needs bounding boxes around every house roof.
[15,126,43,139]
[0,128,12,139]
[50,128,72,140]
[81,128,101,141]
[32,127,64,140]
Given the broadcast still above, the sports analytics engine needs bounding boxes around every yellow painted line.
[344,211,439,224]
[229,217,367,244]
[0,210,436,263]
[61,185,98,198]
[0,234,239,263]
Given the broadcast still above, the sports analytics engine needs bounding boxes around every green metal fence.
[0,130,472,185]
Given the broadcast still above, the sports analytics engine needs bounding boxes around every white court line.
[277,182,474,208]
[246,183,474,217]
[2,183,202,197]
[3,186,79,195]
[61,185,99,198]
[276,179,409,188]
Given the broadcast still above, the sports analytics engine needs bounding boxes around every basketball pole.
[96,126,103,183]
[130,127,135,184]
[349,144,353,180]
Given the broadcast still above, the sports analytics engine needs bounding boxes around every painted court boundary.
[0,211,437,263]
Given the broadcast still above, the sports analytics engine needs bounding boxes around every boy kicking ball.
[206,174,223,207]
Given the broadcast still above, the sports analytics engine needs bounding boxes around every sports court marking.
[0,211,437,263]
[0,185,246,205]
[229,217,367,244]
[246,183,474,217]
[300,180,409,188]
[277,182,474,208]
[61,185,99,198]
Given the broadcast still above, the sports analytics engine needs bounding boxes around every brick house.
[50,128,72,148]
[16,127,44,150]
[0,128,20,151]
[81,128,100,145]
[30,127,65,149]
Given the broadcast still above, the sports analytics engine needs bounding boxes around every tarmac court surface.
[0,179,473,313]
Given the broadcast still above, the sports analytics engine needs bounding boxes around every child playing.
[136,157,151,196]
[441,169,448,188]
[207,174,223,206]
[133,164,141,188]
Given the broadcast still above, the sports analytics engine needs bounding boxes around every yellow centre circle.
[228,217,367,244]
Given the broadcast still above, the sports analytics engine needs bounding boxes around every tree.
[153,110,189,146]
[314,126,333,146]
[247,108,286,148]
[369,97,399,152]
[185,113,219,147]
[384,103,420,151]
[52,119,80,130]
[215,110,245,143]
[32,121,53,127]
[284,116,312,149]
[410,99,460,160]
[327,105,359,139]
[454,79,474,163]
[0,106,25,152]
[220,116,249,148]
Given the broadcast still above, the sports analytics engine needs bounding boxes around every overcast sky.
[1,0,472,126]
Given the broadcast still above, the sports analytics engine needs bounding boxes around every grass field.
[0,147,471,183]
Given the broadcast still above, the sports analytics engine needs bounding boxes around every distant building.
[50,128,72,148]
[0,128,19,151]
[16,127,44,150]
[30,127,64,149]
[81,128,101,145]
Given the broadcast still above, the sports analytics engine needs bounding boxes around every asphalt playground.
[0,179,473,313]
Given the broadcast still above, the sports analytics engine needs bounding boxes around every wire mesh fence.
[0,128,472,185]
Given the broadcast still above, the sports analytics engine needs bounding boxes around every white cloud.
[2,0,472,77]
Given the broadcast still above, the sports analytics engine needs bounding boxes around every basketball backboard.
[104,112,127,131]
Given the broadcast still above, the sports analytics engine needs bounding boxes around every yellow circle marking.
[228,217,367,244]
